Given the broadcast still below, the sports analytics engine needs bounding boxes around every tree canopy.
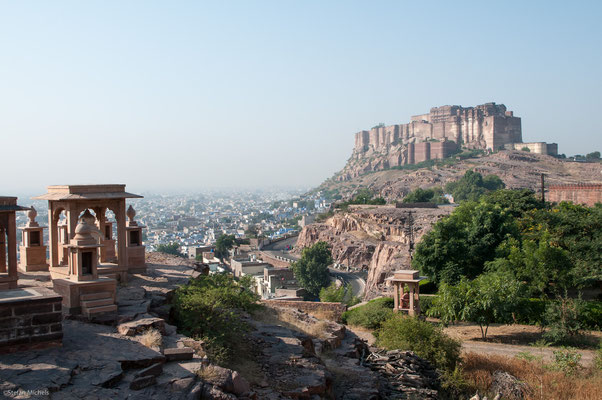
[413,188,602,293]
[430,270,523,339]
[214,234,236,259]
[445,170,505,202]
[402,187,449,204]
[291,241,333,298]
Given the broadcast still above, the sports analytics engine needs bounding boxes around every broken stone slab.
[164,347,194,362]
[93,363,124,388]
[117,317,166,336]
[130,374,157,390]
[119,354,166,370]
[135,362,163,378]
[199,365,251,396]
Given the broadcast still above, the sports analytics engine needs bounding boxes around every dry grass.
[196,364,222,382]
[139,328,162,348]
[253,306,333,339]
[462,352,602,400]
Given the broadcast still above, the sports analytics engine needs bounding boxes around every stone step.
[82,297,114,309]
[80,292,113,302]
[84,304,118,316]
[98,272,118,280]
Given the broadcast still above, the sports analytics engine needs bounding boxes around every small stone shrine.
[386,270,425,316]
[125,205,146,272]
[18,206,49,272]
[52,215,117,318]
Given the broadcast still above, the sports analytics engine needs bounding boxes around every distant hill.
[318,150,602,201]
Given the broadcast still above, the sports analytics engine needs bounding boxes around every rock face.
[296,206,451,299]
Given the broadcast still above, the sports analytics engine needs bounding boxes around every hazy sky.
[1,1,601,194]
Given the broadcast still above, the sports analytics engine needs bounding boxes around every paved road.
[263,235,366,298]
[330,268,366,298]
[262,235,299,252]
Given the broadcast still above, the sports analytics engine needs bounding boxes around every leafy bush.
[319,282,358,306]
[580,300,602,330]
[419,279,437,294]
[376,315,461,372]
[543,295,584,344]
[171,273,260,363]
[552,348,582,375]
[402,187,449,205]
[341,297,394,329]
[419,295,438,317]
[514,297,547,326]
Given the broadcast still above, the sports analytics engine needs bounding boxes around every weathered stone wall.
[262,299,347,321]
[548,184,602,207]
[0,288,63,354]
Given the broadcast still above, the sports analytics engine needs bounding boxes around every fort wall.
[354,102,523,154]
[548,184,602,207]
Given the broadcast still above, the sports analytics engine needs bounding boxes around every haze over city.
[1,1,601,194]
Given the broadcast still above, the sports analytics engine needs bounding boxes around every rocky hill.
[296,205,453,299]
[321,150,602,202]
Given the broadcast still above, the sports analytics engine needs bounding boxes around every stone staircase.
[81,292,117,318]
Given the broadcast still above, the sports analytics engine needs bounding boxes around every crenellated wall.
[353,102,522,154]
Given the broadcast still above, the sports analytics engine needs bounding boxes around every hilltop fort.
[342,102,557,180]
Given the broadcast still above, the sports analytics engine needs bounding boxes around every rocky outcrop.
[296,206,451,299]
[323,150,602,203]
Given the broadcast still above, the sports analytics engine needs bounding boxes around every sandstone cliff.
[296,206,452,299]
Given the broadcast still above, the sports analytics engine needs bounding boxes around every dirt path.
[347,323,598,367]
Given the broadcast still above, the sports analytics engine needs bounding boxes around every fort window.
[30,231,41,246]
[105,225,111,240]
[81,251,93,275]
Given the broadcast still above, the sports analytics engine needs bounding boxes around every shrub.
[139,328,162,348]
[543,295,584,344]
[341,297,394,329]
[376,315,461,372]
[171,273,259,363]
[552,348,582,375]
[418,279,437,294]
[419,295,438,317]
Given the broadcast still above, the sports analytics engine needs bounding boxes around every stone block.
[130,375,156,390]
[135,362,163,378]
[164,347,194,362]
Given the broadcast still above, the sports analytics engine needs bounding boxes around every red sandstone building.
[548,184,602,207]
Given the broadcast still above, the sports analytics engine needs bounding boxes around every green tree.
[585,151,600,161]
[156,242,182,256]
[412,200,518,284]
[430,271,523,339]
[445,170,505,202]
[291,241,333,298]
[402,187,449,204]
[215,234,236,260]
